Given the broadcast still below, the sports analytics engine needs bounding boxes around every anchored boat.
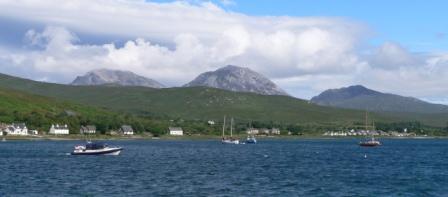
[359,111,381,147]
[221,116,240,144]
[71,141,123,155]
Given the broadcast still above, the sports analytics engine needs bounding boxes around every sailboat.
[221,116,240,144]
[359,111,381,147]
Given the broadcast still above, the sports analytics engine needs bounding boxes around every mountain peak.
[71,69,165,88]
[184,65,288,96]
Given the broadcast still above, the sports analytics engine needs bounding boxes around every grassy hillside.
[0,73,447,130]
[0,86,169,134]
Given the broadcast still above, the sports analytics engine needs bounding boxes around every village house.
[80,125,96,134]
[246,128,259,135]
[168,127,183,136]
[49,124,69,135]
[207,120,215,125]
[260,128,270,135]
[271,128,281,135]
[119,125,134,135]
[6,123,28,136]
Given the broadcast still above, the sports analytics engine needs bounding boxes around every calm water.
[0,139,447,196]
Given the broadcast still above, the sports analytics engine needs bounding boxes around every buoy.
[364,154,367,158]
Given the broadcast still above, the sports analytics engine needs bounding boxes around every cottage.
[49,124,69,135]
[169,127,183,136]
[6,123,28,136]
[271,128,281,135]
[119,125,134,135]
[246,128,259,135]
[260,128,270,135]
[80,125,96,134]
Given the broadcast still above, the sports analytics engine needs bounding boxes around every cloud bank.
[0,0,447,103]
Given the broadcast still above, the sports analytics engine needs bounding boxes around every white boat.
[221,116,240,144]
[71,141,123,155]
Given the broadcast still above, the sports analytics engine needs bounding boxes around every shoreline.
[1,134,445,141]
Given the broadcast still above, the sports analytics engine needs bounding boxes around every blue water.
[0,139,447,196]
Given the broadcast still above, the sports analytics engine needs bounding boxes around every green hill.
[0,73,447,132]
[0,86,168,134]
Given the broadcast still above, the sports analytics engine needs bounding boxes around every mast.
[230,118,234,137]
[365,110,368,132]
[222,116,226,138]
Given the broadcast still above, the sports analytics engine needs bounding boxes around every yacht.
[359,111,381,147]
[221,116,240,144]
[71,141,123,155]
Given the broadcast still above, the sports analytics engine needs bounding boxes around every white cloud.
[0,0,447,101]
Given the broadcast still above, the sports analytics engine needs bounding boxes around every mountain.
[2,73,448,128]
[311,85,448,114]
[71,69,165,88]
[184,65,288,96]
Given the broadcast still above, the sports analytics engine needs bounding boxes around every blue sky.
[0,0,448,103]
[195,0,448,52]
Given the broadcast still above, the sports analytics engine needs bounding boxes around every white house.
[207,120,215,125]
[80,125,96,134]
[6,123,28,136]
[169,127,183,136]
[246,128,259,135]
[119,125,134,135]
[271,128,281,135]
[49,124,69,135]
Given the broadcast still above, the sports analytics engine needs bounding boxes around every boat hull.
[71,147,123,155]
[222,139,240,144]
[359,142,381,147]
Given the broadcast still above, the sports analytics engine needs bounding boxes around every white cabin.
[120,125,134,135]
[80,125,96,134]
[49,124,69,135]
[169,127,183,136]
[6,123,28,136]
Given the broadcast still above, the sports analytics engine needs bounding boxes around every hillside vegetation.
[0,73,447,134]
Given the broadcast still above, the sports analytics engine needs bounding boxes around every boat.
[359,136,381,147]
[359,111,381,147]
[245,135,257,144]
[221,116,240,144]
[71,141,123,155]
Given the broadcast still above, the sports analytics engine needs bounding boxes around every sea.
[0,139,447,196]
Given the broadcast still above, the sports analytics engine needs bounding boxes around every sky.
[0,0,447,103]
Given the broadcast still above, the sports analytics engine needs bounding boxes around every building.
[271,128,281,135]
[80,125,96,134]
[169,127,183,136]
[246,128,259,135]
[29,130,38,135]
[207,120,215,125]
[49,124,69,135]
[119,125,134,135]
[6,123,28,136]
[260,128,270,135]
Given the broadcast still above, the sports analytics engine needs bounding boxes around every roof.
[120,125,133,132]
[81,125,96,131]
[12,123,26,129]
[169,127,183,131]
[52,124,68,129]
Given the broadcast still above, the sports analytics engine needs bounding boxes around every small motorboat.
[245,135,257,144]
[71,141,123,155]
